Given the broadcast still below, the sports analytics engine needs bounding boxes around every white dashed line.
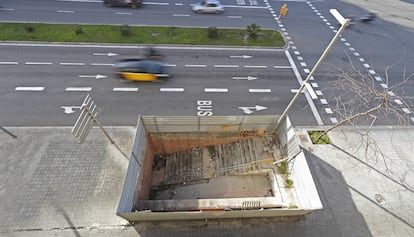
[291,45,296,49]
[113,88,138,92]
[300,62,307,67]
[273,66,291,69]
[353,52,360,56]
[185,64,206,67]
[249,89,271,93]
[65,87,92,91]
[304,68,310,73]
[375,76,382,81]
[316,90,323,96]
[359,58,365,62]
[228,16,242,19]
[173,14,190,17]
[15,87,44,91]
[311,82,319,88]
[402,108,411,114]
[175,3,183,5]
[205,88,228,92]
[363,64,370,68]
[244,65,267,69]
[60,62,86,66]
[320,99,328,104]
[330,117,338,123]
[381,84,388,88]
[25,62,53,65]
[325,108,333,114]
[369,70,376,74]
[294,51,300,55]
[394,99,403,105]
[0,61,18,65]
[57,10,75,13]
[116,12,133,15]
[345,42,351,46]
[297,56,303,61]
[387,91,396,96]
[349,47,355,51]
[166,64,177,67]
[214,65,239,68]
[340,38,346,42]
[90,63,114,66]
[160,88,184,92]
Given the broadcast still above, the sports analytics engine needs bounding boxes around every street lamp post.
[276,9,351,129]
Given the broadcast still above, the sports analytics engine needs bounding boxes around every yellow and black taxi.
[113,59,170,82]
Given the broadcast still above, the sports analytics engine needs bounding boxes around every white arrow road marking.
[61,106,81,114]
[79,74,107,79]
[230,55,252,59]
[113,88,139,92]
[232,76,258,80]
[205,88,228,92]
[65,87,92,91]
[93,53,118,56]
[238,105,268,114]
[15,87,44,91]
[249,89,271,93]
[160,88,184,92]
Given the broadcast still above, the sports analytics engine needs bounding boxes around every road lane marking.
[113,88,139,92]
[25,62,53,65]
[173,14,190,17]
[228,16,242,18]
[273,65,291,69]
[65,87,92,91]
[325,108,333,114]
[15,87,44,91]
[160,88,184,92]
[166,64,177,67]
[330,117,338,123]
[244,65,267,68]
[205,88,228,92]
[402,108,411,114]
[249,89,271,93]
[214,65,239,68]
[185,64,206,67]
[0,61,18,65]
[90,63,114,66]
[60,62,86,66]
[144,2,169,5]
[394,99,403,105]
[116,12,133,15]
[57,10,75,13]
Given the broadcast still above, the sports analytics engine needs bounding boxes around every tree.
[246,23,261,40]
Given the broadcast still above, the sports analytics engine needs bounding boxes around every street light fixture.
[276,9,351,129]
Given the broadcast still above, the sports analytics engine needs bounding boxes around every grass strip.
[0,23,285,47]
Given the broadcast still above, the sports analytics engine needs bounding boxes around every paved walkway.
[1,126,413,236]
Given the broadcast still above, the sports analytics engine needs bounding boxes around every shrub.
[207,26,218,39]
[246,23,261,40]
[120,24,131,37]
[25,25,34,33]
[308,130,330,144]
[75,27,84,35]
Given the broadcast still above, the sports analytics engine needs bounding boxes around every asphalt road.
[0,43,319,126]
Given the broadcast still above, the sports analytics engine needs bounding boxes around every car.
[104,0,142,8]
[192,0,224,14]
[113,59,170,82]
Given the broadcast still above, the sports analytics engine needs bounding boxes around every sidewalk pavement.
[0,126,413,236]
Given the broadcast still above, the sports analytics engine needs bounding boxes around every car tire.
[105,2,112,7]
[131,4,138,8]
[215,10,221,14]
[197,9,203,14]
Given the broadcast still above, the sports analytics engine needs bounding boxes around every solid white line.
[244,65,267,68]
[25,62,53,65]
[214,65,239,68]
[65,87,92,91]
[205,88,228,92]
[15,87,44,91]
[273,65,291,69]
[249,89,271,93]
[60,62,85,66]
[185,64,206,67]
[90,63,114,66]
[113,88,139,92]
[285,50,323,125]
[160,88,184,92]
[0,61,18,65]
[57,10,75,13]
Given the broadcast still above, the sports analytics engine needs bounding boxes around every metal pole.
[276,16,350,130]
[83,106,142,166]
[0,126,17,139]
